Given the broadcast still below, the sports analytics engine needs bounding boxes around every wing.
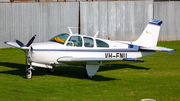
[57,57,145,65]
[4,41,20,48]
[140,46,176,54]
[4,41,31,51]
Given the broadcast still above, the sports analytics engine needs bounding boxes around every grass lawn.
[0,41,180,101]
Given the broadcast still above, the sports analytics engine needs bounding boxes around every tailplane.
[132,19,163,47]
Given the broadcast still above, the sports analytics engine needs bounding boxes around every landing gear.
[25,63,34,79]
[25,71,32,79]
[84,72,89,78]
[84,72,92,79]
[25,66,34,79]
[84,64,99,79]
[47,65,56,73]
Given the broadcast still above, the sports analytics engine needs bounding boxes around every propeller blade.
[15,39,24,47]
[26,35,36,47]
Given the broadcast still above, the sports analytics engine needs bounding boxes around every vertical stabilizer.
[132,19,163,47]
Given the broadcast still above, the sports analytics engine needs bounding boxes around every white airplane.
[4,19,175,79]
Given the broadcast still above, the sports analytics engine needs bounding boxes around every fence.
[80,1,153,41]
[0,2,79,48]
[0,1,180,48]
[154,1,180,41]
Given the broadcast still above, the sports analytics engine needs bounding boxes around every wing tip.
[168,49,176,54]
[4,41,8,44]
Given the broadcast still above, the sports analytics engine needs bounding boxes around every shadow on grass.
[0,62,150,81]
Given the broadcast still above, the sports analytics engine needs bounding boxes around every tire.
[84,72,89,78]
[47,67,56,73]
[25,72,32,79]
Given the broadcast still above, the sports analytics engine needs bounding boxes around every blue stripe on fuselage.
[33,48,140,52]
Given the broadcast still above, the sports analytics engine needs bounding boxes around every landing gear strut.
[84,72,89,78]
[47,65,56,73]
[84,72,92,78]
[84,64,99,79]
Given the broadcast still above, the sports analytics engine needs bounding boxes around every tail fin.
[132,19,163,47]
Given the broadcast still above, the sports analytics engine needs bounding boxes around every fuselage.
[26,33,155,66]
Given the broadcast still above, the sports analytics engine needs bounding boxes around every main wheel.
[25,72,32,79]
[47,67,56,73]
[84,72,89,78]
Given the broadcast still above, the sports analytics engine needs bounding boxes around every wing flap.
[123,58,145,62]
[57,57,145,65]
[140,46,176,54]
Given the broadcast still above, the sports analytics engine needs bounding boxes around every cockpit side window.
[84,37,94,47]
[67,36,82,47]
[49,33,69,45]
[96,39,109,48]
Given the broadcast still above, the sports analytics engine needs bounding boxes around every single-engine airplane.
[4,19,175,79]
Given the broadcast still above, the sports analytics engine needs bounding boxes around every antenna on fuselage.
[94,31,99,38]
[67,27,80,34]
[68,27,73,34]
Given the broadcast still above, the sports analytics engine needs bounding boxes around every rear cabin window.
[84,37,94,47]
[96,39,109,48]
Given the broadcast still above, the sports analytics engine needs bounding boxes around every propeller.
[15,35,36,47]
[15,39,24,47]
[14,35,36,70]
[27,35,36,47]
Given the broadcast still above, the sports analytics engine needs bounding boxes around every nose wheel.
[25,63,34,79]
[25,71,32,79]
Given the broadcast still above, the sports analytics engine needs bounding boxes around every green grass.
[0,41,180,101]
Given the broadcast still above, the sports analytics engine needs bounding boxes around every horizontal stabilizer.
[140,46,176,54]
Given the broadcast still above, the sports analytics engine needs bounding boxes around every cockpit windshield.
[49,33,69,44]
